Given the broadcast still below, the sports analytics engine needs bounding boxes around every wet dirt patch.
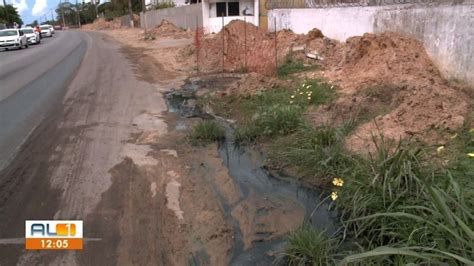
[120,45,178,84]
[166,83,339,264]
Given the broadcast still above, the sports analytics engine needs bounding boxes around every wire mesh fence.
[267,0,453,9]
[194,17,282,76]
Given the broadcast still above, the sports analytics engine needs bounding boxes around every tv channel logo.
[25,220,83,250]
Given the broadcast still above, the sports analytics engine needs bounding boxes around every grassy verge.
[278,132,473,264]
[189,120,224,146]
[277,56,317,78]
[234,80,336,143]
[279,225,338,265]
[199,77,474,264]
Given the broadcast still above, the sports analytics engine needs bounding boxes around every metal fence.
[267,0,453,9]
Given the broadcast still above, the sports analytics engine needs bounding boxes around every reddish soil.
[195,22,471,153]
[148,19,193,39]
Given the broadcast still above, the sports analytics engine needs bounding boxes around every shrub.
[268,125,356,178]
[279,225,338,265]
[152,1,175,9]
[189,120,224,146]
[277,56,316,77]
[235,104,304,143]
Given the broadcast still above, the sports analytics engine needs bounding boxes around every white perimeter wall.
[269,1,474,85]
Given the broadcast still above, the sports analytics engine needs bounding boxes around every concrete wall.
[202,0,259,33]
[140,4,203,30]
[268,1,474,85]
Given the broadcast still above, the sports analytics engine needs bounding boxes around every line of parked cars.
[0,24,55,51]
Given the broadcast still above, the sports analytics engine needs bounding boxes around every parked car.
[0,29,28,50]
[41,24,55,34]
[20,28,41,44]
[40,26,53,37]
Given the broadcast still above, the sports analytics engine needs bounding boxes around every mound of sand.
[330,32,443,92]
[82,15,139,30]
[197,20,305,74]
[82,17,122,30]
[148,20,193,39]
[194,24,470,153]
[305,32,469,153]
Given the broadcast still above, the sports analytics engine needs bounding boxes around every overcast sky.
[2,0,96,24]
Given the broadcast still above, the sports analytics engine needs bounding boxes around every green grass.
[279,225,338,265]
[276,133,474,265]
[189,120,224,146]
[235,104,304,143]
[152,1,175,9]
[268,125,355,179]
[233,80,336,143]
[277,57,317,78]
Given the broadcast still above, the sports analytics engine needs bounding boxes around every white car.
[40,26,53,38]
[0,29,28,50]
[41,24,55,34]
[20,28,41,45]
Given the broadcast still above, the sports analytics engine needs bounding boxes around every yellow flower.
[307,97,311,100]
[331,191,338,201]
[450,133,458,139]
[468,152,474,157]
[437,146,444,153]
[306,85,311,89]
[299,92,303,95]
[290,95,295,99]
[290,101,294,104]
[332,177,344,187]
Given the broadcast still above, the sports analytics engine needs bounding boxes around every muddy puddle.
[166,79,338,265]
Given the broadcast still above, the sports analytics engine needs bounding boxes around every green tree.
[0,4,23,26]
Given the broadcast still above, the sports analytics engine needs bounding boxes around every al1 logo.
[25,220,83,250]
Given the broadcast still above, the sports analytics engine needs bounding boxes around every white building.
[202,0,259,33]
[141,0,259,34]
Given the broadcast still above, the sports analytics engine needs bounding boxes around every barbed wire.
[268,0,452,9]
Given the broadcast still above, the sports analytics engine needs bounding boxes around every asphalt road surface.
[0,30,166,265]
[0,32,87,170]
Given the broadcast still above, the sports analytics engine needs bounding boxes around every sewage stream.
[166,80,339,265]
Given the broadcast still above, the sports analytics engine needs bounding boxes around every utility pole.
[3,0,10,25]
[127,0,134,28]
[60,0,66,28]
[142,0,147,35]
[75,0,81,28]
[50,9,54,23]
[94,0,98,18]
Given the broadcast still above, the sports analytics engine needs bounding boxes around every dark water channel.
[166,80,339,265]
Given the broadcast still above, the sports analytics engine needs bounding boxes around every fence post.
[274,17,277,75]
[195,15,199,73]
[244,16,247,71]
[222,14,225,73]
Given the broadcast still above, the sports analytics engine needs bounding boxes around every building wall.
[268,1,474,85]
[140,4,204,30]
[202,0,259,33]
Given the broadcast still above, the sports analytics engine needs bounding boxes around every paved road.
[0,31,87,169]
[0,30,168,265]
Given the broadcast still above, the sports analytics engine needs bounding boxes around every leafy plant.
[268,125,355,178]
[277,56,316,77]
[189,120,224,146]
[279,225,338,266]
[235,104,304,143]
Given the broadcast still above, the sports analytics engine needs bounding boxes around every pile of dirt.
[197,20,305,74]
[194,24,470,153]
[148,20,193,39]
[328,32,444,92]
[82,17,122,30]
[82,15,140,30]
[305,32,470,153]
